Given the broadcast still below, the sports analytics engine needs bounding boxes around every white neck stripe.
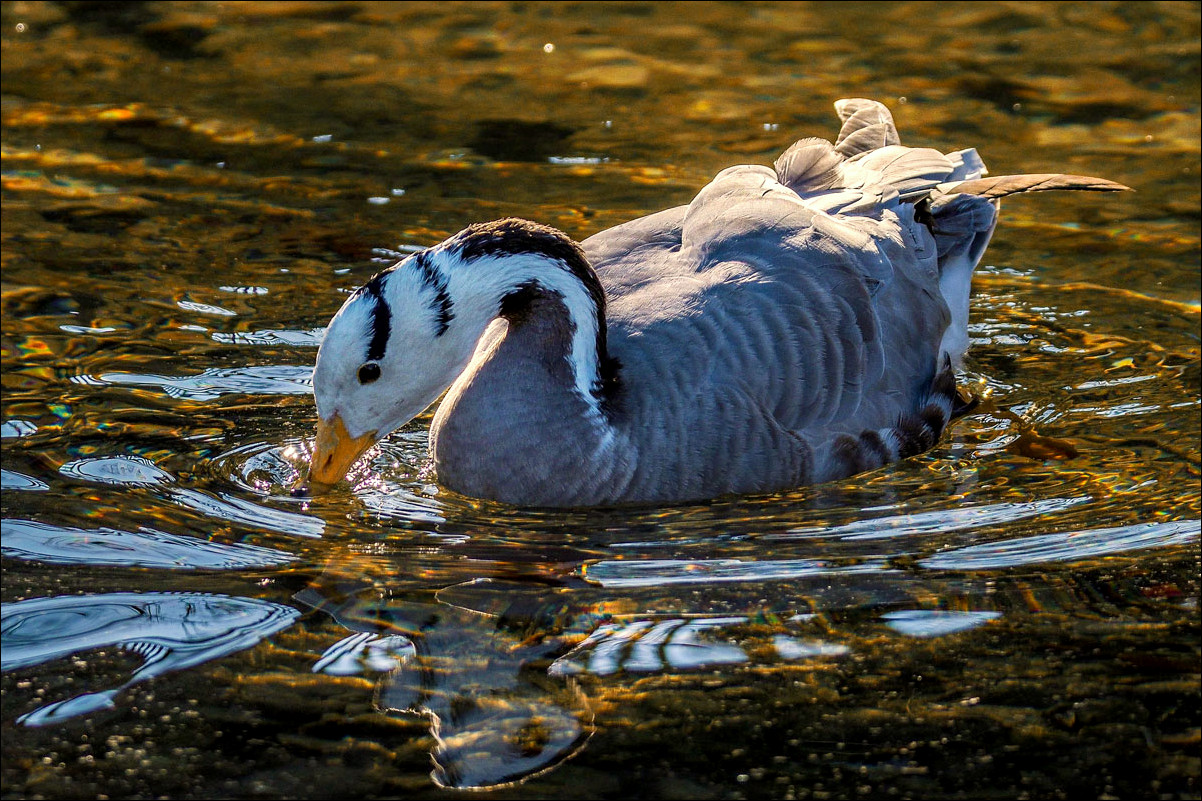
[430,247,606,415]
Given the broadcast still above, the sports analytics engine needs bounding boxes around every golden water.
[2,2,1198,798]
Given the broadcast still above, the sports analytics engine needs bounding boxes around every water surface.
[2,2,1199,798]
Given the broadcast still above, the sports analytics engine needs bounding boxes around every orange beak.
[304,414,377,495]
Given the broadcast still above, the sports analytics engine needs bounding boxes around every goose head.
[305,247,478,493]
[302,219,609,495]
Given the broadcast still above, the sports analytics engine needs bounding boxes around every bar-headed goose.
[301,98,1126,507]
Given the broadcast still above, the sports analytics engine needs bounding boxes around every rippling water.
[2,2,1199,798]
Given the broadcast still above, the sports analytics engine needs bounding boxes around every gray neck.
[437,219,617,416]
[429,287,626,506]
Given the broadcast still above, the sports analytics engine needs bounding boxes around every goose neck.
[435,220,617,410]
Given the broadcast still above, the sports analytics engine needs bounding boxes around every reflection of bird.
[295,575,593,789]
[3,593,298,727]
[302,99,1127,506]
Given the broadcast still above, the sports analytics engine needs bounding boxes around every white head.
[306,248,487,492]
[303,218,611,494]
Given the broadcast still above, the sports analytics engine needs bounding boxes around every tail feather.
[833,98,900,156]
[922,192,999,367]
[807,100,1129,373]
[922,173,1128,367]
[943,173,1132,198]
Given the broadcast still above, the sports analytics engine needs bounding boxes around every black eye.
[357,362,381,384]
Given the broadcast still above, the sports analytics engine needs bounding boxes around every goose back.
[419,98,1126,507]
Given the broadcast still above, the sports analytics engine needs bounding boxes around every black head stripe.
[414,250,454,336]
[456,218,589,270]
[353,272,391,363]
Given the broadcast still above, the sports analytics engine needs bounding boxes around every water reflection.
[213,440,309,496]
[286,556,1045,788]
[1,593,299,727]
[60,454,173,485]
[167,488,324,539]
[312,631,416,676]
[176,298,237,316]
[210,327,325,347]
[919,519,1201,571]
[0,419,38,439]
[775,496,1092,541]
[0,469,49,491]
[880,609,1003,638]
[295,574,593,789]
[54,454,325,538]
[549,617,752,676]
[1,518,297,570]
[583,557,890,587]
[76,364,313,401]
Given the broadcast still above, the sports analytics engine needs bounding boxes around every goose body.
[305,99,1125,507]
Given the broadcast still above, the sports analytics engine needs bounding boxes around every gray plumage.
[311,98,1127,507]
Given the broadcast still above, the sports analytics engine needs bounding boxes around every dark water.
[2,2,1199,798]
